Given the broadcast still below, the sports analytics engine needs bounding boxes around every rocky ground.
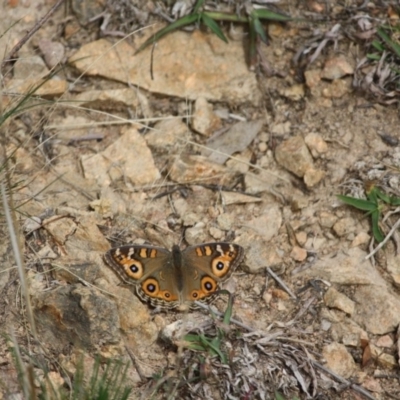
[1,0,400,399]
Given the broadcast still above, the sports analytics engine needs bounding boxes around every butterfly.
[104,242,244,310]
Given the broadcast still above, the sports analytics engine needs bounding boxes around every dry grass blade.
[1,183,37,338]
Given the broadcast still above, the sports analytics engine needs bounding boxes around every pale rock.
[14,54,49,79]
[332,217,357,237]
[74,88,150,115]
[322,79,351,98]
[43,216,76,245]
[145,118,189,151]
[226,152,251,173]
[330,319,368,347]
[244,169,284,195]
[351,232,371,248]
[6,77,68,98]
[275,136,314,178]
[320,308,345,324]
[169,155,236,185]
[304,167,325,187]
[203,119,263,164]
[173,198,189,216]
[14,147,34,172]
[304,237,327,251]
[191,97,221,136]
[295,231,307,246]
[299,247,387,286]
[291,194,309,210]
[245,204,282,241]
[385,253,400,288]
[353,286,400,335]
[290,246,307,262]
[270,122,291,136]
[240,235,282,273]
[280,84,305,101]
[319,211,337,228]
[321,319,332,331]
[370,344,397,369]
[304,133,328,157]
[182,212,200,226]
[258,142,268,152]
[101,186,127,215]
[69,33,261,105]
[321,56,354,80]
[185,223,207,245]
[38,39,65,68]
[324,287,355,315]
[221,191,262,206]
[375,335,394,348]
[322,342,356,379]
[81,127,160,187]
[304,69,321,91]
[89,198,113,218]
[209,226,223,240]
[217,214,233,231]
[361,378,382,393]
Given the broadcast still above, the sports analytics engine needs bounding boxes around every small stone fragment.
[209,227,223,240]
[280,84,305,101]
[322,342,356,379]
[295,231,307,246]
[304,133,328,157]
[146,118,189,151]
[203,119,263,164]
[13,54,49,79]
[169,155,236,185]
[270,122,291,136]
[324,287,355,315]
[304,167,325,187]
[322,79,351,98]
[275,136,314,178]
[304,69,321,90]
[191,97,221,136]
[332,217,356,237]
[290,246,307,262]
[351,232,371,247]
[38,39,65,68]
[217,214,233,231]
[319,211,337,228]
[370,344,397,369]
[81,127,160,187]
[375,335,394,348]
[321,56,354,80]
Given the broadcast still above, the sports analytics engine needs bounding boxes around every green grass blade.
[248,15,257,69]
[367,53,382,61]
[253,9,292,22]
[365,186,379,204]
[252,15,268,44]
[221,290,234,326]
[375,188,392,204]
[135,13,199,54]
[201,13,228,43]
[371,209,385,242]
[202,11,248,23]
[199,335,227,363]
[337,195,377,211]
[193,0,206,14]
[377,26,400,58]
[371,39,385,52]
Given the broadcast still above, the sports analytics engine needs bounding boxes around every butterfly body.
[104,242,244,310]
